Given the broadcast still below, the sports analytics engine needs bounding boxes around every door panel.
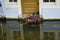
[21,0,39,17]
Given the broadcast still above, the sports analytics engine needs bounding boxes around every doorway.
[21,0,39,17]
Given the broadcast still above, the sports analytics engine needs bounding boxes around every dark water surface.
[0,21,60,40]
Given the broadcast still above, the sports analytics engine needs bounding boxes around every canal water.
[0,21,60,40]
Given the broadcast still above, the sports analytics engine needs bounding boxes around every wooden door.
[21,0,39,17]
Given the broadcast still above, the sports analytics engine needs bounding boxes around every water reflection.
[0,21,60,40]
[0,23,2,40]
[0,22,7,40]
[23,24,40,40]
